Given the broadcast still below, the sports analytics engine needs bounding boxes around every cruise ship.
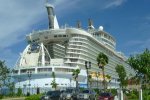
[12,2,134,94]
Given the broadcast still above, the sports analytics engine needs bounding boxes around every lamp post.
[70,78,72,88]
[85,61,91,88]
[27,71,32,95]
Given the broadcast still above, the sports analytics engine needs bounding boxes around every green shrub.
[93,88,100,94]
[79,87,85,91]
[0,94,3,99]
[147,95,150,100]
[25,94,42,100]
[111,89,117,96]
[8,92,15,97]
[132,89,138,95]
[17,88,22,96]
[130,93,137,99]
[143,92,150,100]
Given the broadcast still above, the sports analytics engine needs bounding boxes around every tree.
[128,48,150,88]
[17,88,22,96]
[115,64,127,89]
[0,60,10,91]
[88,75,92,89]
[72,69,80,90]
[106,74,111,89]
[50,72,58,90]
[7,82,15,96]
[97,52,109,91]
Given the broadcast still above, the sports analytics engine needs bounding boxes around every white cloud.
[141,38,150,49]
[124,39,150,56]
[145,15,150,20]
[0,48,19,68]
[104,0,126,9]
[125,40,143,47]
[0,0,46,67]
[0,0,127,49]
[0,0,46,49]
[125,38,150,49]
[50,0,127,14]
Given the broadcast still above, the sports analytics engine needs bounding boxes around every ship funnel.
[77,20,81,28]
[88,18,95,29]
[45,3,59,29]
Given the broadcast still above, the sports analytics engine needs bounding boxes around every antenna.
[77,20,81,28]
[88,18,93,27]
[88,18,95,29]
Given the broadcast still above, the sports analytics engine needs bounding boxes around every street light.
[85,61,91,88]
[69,78,72,88]
[27,71,32,96]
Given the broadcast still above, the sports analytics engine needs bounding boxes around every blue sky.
[0,0,150,68]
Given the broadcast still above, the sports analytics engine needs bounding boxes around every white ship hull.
[12,2,134,94]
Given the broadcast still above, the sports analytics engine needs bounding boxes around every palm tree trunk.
[97,75,98,89]
[76,78,78,90]
[102,67,106,91]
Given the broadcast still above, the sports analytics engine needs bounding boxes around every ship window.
[54,35,57,38]
[63,35,66,37]
[44,36,48,39]
[27,40,31,43]
[70,59,78,62]
[13,70,18,74]
[31,43,40,52]
[34,38,40,41]
[21,69,27,73]
[45,84,48,86]
[58,35,62,37]
[37,68,52,72]
[55,68,73,72]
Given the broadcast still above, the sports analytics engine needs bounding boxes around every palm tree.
[72,69,80,90]
[51,72,58,90]
[97,52,108,91]
[106,75,111,89]
[88,75,92,89]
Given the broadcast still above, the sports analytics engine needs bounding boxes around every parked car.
[40,90,62,100]
[77,89,96,100]
[99,92,114,100]
[60,88,79,100]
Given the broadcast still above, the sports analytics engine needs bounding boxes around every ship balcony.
[67,47,88,52]
[12,66,77,77]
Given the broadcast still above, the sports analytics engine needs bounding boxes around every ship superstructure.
[12,2,135,93]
